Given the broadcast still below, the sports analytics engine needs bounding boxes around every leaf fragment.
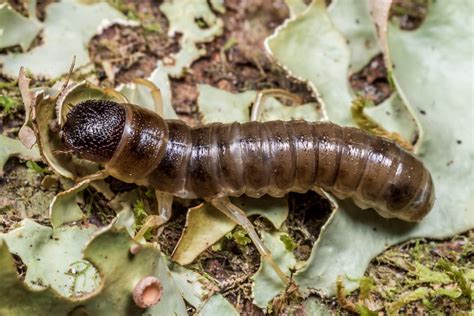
[1,219,99,296]
[18,67,37,148]
[329,0,380,72]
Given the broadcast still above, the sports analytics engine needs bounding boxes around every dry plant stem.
[250,89,303,121]
[209,196,290,285]
[132,78,164,116]
[134,190,174,241]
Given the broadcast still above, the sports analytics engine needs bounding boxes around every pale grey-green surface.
[0,1,130,78]
[0,3,42,50]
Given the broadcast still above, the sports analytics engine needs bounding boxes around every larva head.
[62,98,169,183]
[61,99,126,163]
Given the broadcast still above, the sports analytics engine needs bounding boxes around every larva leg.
[209,196,290,285]
[103,87,129,103]
[132,78,164,116]
[135,190,173,241]
[74,169,109,183]
[250,89,303,121]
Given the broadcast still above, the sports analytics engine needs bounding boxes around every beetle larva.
[61,99,434,222]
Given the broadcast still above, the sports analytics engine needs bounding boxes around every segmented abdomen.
[147,120,434,221]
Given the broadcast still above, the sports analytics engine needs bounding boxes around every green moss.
[350,97,413,150]
[412,262,451,284]
[341,232,474,314]
[226,227,251,246]
[0,95,20,115]
[437,259,472,301]
[143,22,162,33]
[132,199,152,240]
[355,304,377,316]
[358,277,375,300]
[279,234,297,252]
[26,161,50,174]
[223,37,237,51]
[388,287,430,314]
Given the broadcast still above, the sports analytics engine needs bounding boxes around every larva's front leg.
[250,89,303,121]
[132,78,164,116]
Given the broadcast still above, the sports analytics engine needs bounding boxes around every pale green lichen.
[160,0,224,77]
[0,1,131,78]
[251,231,296,310]
[0,95,20,115]
[0,3,42,51]
[279,233,297,252]
[227,227,251,246]
[0,135,41,176]
[0,220,201,315]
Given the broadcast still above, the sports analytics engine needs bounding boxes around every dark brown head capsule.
[61,99,169,184]
[61,99,126,163]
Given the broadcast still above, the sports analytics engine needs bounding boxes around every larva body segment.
[143,109,433,222]
[62,101,435,222]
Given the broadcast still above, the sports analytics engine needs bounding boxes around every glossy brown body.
[103,103,434,222]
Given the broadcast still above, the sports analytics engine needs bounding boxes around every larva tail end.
[405,173,435,222]
[392,172,436,222]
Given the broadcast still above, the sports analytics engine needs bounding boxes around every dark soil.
[390,0,429,30]
[349,54,392,105]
